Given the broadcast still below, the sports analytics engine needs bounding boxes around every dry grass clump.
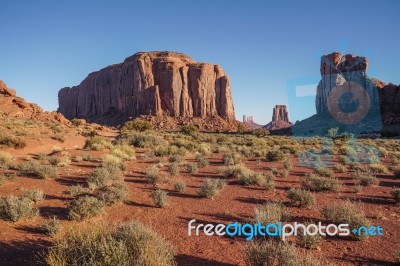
[48,153,71,167]
[23,189,45,203]
[0,151,14,169]
[321,200,370,240]
[84,136,113,151]
[67,185,88,198]
[0,132,27,149]
[168,162,180,176]
[19,161,58,179]
[111,144,136,161]
[0,195,39,221]
[195,153,209,168]
[127,131,166,148]
[391,188,400,204]
[198,178,226,199]
[287,188,316,208]
[145,164,160,185]
[368,163,388,174]
[40,216,61,236]
[185,163,198,174]
[222,152,243,165]
[173,181,186,193]
[88,164,122,190]
[253,202,290,224]
[334,164,347,173]
[302,173,341,192]
[313,168,333,178]
[151,189,168,208]
[222,165,275,189]
[351,170,379,186]
[122,118,153,132]
[266,150,285,161]
[68,196,104,221]
[44,221,175,266]
[97,182,128,205]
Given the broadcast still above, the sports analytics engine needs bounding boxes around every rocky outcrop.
[58,51,236,128]
[242,115,262,129]
[0,80,70,124]
[263,105,291,130]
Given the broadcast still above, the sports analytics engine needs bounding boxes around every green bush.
[391,188,400,204]
[84,136,113,151]
[19,162,58,179]
[174,181,186,193]
[41,216,61,236]
[98,182,128,205]
[0,196,38,221]
[23,189,45,203]
[252,128,269,138]
[266,150,285,161]
[45,222,175,266]
[151,189,168,208]
[198,178,226,199]
[254,202,289,224]
[321,200,370,240]
[68,196,104,221]
[0,132,27,149]
[287,188,315,208]
[145,164,159,185]
[181,124,198,136]
[122,118,153,132]
[302,173,341,192]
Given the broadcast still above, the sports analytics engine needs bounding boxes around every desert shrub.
[181,124,198,136]
[145,164,159,185]
[82,153,93,161]
[252,128,269,138]
[41,216,60,236]
[352,170,379,186]
[168,162,180,176]
[70,118,86,127]
[67,185,88,198]
[19,162,58,179]
[222,152,243,165]
[98,182,128,205]
[49,154,71,167]
[23,189,45,203]
[74,155,83,162]
[169,154,183,163]
[84,136,113,151]
[111,144,136,161]
[334,164,347,173]
[338,145,357,156]
[313,168,333,178]
[298,230,322,250]
[196,155,209,168]
[266,150,285,161]
[245,240,326,266]
[198,178,226,199]
[122,118,153,132]
[283,158,292,170]
[395,249,400,265]
[254,202,289,224]
[0,132,27,149]
[302,173,341,192]
[185,163,198,174]
[101,154,125,171]
[88,165,121,190]
[368,163,388,174]
[0,152,14,169]
[44,222,175,266]
[321,200,370,240]
[174,181,186,193]
[68,196,104,220]
[127,132,165,148]
[0,196,38,222]
[287,188,315,208]
[151,189,168,208]
[277,169,289,178]
[391,188,400,204]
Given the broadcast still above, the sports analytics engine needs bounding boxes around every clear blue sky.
[1,0,399,124]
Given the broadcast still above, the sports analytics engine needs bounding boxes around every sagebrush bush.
[145,164,159,185]
[391,188,400,204]
[321,200,370,240]
[287,188,315,208]
[266,150,285,161]
[174,181,186,193]
[41,216,60,236]
[277,169,289,178]
[0,151,14,169]
[245,240,324,266]
[0,132,27,149]
[111,144,136,161]
[352,170,379,186]
[222,152,243,165]
[23,189,45,203]
[198,178,226,199]
[44,221,175,266]
[127,131,166,148]
[168,162,180,176]
[313,168,333,178]
[84,136,113,151]
[151,189,168,208]
[334,164,347,173]
[48,154,71,167]
[302,173,341,192]
[185,163,198,174]
[181,124,198,136]
[88,165,122,190]
[98,182,128,205]
[254,202,289,224]
[68,196,104,220]
[67,185,88,198]
[0,196,38,221]
[298,230,322,250]
[283,158,292,170]
[368,163,388,174]
[102,154,125,171]
[19,162,58,179]
[82,153,93,161]
[122,118,153,132]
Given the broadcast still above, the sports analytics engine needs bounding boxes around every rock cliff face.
[58,51,235,127]
[263,105,291,130]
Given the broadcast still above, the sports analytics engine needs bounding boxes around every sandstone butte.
[58,51,237,130]
[263,105,292,130]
